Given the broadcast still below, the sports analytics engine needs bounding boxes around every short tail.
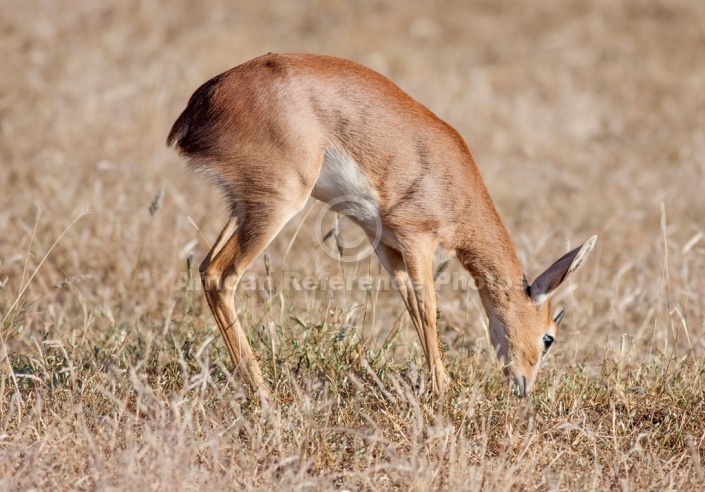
[166,74,225,158]
[166,107,190,149]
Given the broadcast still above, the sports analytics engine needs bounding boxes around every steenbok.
[167,53,596,398]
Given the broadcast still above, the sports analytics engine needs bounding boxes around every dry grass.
[1,0,704,489]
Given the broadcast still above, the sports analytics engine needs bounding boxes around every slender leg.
[200,216,238,271]
[375,242,448,395]
[403,245,448,395]
[375,244,427,349]
[200,202,304,397]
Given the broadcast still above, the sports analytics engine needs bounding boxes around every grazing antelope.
[167,53,596,398]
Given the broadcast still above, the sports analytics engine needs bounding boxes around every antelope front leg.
[405,252,449,395]
[376,243,448,395]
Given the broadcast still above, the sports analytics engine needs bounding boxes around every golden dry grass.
[1,0,704,489]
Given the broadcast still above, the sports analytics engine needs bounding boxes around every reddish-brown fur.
[167,53,596,398]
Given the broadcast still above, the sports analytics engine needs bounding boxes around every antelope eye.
[542,334,555,354]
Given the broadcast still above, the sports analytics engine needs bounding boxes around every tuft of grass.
[1,311,704,489]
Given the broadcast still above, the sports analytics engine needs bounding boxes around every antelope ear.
[529,235,597,306]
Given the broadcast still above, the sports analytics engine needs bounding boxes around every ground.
[1,0,704,489]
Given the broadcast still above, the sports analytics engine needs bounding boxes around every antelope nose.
[513,376,527,398]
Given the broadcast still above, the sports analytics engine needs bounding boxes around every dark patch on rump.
[166,73,226,158]
[264,57,282,73]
